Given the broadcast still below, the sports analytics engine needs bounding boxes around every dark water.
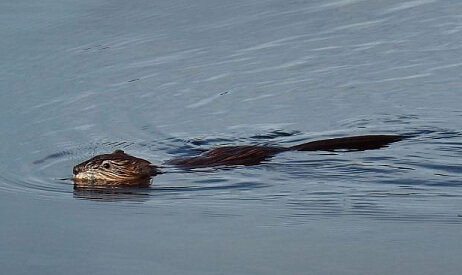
[1,0,462,274]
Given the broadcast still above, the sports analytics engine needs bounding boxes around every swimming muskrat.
[73,135,404,186]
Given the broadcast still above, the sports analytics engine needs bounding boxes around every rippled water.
[2,0,462,274]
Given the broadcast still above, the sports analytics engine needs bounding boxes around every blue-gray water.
[1,0,462,274]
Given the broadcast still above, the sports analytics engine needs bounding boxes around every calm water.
[1,0,462,274]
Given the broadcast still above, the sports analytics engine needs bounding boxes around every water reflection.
[72,176,151,201]
[73,186,152,202]
[71,170,267,201]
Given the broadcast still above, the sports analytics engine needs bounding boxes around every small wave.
[383,0,437,14]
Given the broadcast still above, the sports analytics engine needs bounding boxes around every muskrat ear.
[113,149,125,154]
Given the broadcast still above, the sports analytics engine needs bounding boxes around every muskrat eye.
[102,162,111,169]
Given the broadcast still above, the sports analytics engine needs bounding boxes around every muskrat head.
[73,150,159,184]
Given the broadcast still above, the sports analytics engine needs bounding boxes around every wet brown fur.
[73,135,404,184]
[73,150,159,184]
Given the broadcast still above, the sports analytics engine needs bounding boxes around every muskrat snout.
[73,165,83,175]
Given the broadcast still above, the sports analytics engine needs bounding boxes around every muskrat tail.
[288,135,405,152]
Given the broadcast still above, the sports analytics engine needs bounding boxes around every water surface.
[1,0,462,274]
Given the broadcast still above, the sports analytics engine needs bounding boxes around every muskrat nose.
[73,166,81,175]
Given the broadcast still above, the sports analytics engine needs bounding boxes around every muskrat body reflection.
[73,135,404,186]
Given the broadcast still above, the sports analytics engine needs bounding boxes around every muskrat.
[73,135,404,186]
